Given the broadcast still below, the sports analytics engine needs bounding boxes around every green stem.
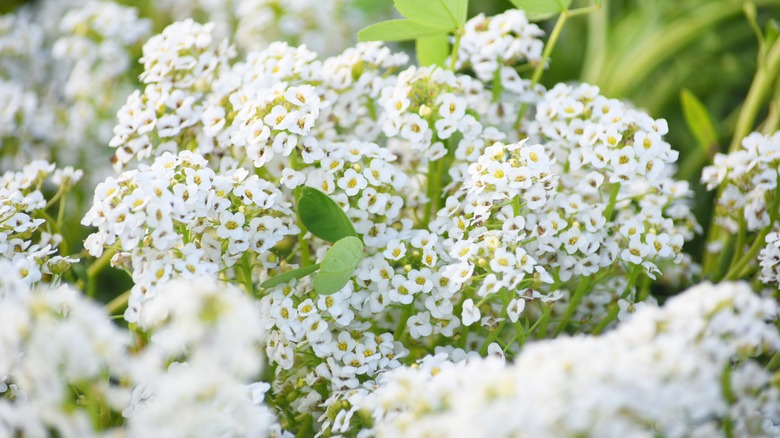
[766,352,780,371]
[725,188,780,280]
[729,37,780,153]
[534,303,552,340]
[290,151,312,267]
[514,10,569,129]
[593,303,619,335]
[449,29,462,72]
[79,249,116,296]
[554,277,590,336]
[393,304,414,340]
[423,159,444,225]
[704,37,780,275]
[240,253,256,295]
[512,195,521,216]
[603,182,621,221]
[729,215,747,269]
[104,289,131,315]
[721,363,735,438]
[480,319,508,355]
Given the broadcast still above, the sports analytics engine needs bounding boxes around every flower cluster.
[0,0,149,176]
[0,268,282,437]
[702,131,780,286]
[81,151,298,322]
[0,282,130,437]
[380,66,489,160]
[702,131,780,232]
[520,82,700,322]
[153,0,373,56]
[361,282,780,437]
[125,278,278,437]
[455,10,545,82]
[76,18,710,435]
[0,161,81,288]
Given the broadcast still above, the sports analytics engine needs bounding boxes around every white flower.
[461,299,481,326]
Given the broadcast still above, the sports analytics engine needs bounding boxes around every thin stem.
[725,188,780,280]
[77,249,116,297]
[766,352,780,371]
[514,10,569,129]
[554,277,590,336]
[534,303,552,340]
[721,364,735,438]
[704,38,780,275]
[603,182,621,221]
[729,37,780,153]
[104,289,131,315]
[240,253,256,296]
[449,29,462,72]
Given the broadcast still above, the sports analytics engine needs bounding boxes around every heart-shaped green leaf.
[297,187,357,243]
[416,33,450,67]
[314,236,364,295]
[394,0,465,29]
[509,0,573,21]
[358,19,448,42]
[260,264,320,289]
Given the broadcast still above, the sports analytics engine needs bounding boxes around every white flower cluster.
[0,283,130,437]
[362,282,780,437]
[52,1,151,102]
[380,66,488,160]
[455,10,545,82]
[521,83,699,311]
[702,131,780,286]
[702,131,780,232]
[81,151,298,322]
[0,270,281,437]
[0,161,81,288]
[124,278,277,438]
[760,229,780,286]
[0,0,150,174]
[154,0,371,56]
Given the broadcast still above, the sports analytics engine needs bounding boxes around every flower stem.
[603,182,621,221]
[554,277,590,336]
[514,10,568,129]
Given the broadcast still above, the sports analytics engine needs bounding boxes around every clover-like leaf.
[314,236,364,295]
[297,187,357,243]
[416,33,450,67]
[358,19,447,42]
[394,0,466,29]
[509,0,573,21]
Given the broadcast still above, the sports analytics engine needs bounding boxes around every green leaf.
[680,88,718,153]
[394,0,459,29]
[297,187,357,242]
[766,19,780,48]
[509,0,573,20]
[260,264,320,289]
[314,237,364,295]
[358,19,448,42]
[446,0,469,26]
[416,33,450,67]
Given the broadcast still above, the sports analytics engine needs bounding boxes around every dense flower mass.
[81,151,298,322]
[1,0,780,436]
[361,282,780,437]
[0,161,81,287]
[702,131,780,286]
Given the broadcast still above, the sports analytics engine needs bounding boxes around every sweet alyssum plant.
[1,0,779,436]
